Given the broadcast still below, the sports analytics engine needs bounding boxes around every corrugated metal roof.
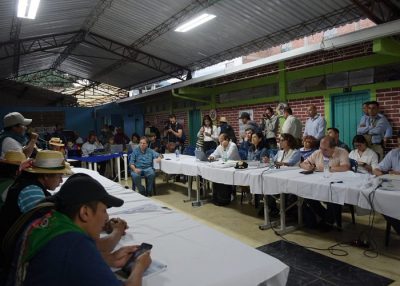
[1,0,388,106]
[19,0,97,38]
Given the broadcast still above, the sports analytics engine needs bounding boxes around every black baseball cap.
[54,173,124,208]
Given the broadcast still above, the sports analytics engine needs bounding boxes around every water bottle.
[323,157,330,178]
[175,148,180,160]
[269,156,275,168]
[222,150,228,162]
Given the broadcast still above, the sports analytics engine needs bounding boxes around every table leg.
[123,154,128,188]
[191,175,202,207]
[110,158,114,178]
[183,176,193,202]
[259,195,276,230]
[117,156,121,183]
[275,194,298,235]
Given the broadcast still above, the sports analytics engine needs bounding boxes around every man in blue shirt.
[303,105,326,143]
[129,137,162,196]
[357,101,392,160]
[373,132,400,176]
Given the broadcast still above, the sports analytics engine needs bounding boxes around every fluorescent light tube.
[175,13,216,32]
[17,0,40,19]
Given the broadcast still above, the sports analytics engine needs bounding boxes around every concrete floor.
[120,177,400,285]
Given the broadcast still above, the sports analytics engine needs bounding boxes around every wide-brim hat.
[25,150,73,175]
[3,112,32,128]
[0,150,26,165]
[219,116,228,123]
[49,137,64,147]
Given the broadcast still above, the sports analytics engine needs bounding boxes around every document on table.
[109,203,173,215]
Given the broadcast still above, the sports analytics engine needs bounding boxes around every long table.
[159,155,400,232]
[70,168,289,286]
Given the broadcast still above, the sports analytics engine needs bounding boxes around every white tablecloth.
[71,168,289,286]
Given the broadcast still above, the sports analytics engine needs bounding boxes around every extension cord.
[350,239,370,248]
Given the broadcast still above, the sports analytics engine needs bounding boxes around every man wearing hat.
[0,151,27,208]
[239,112,260,134]
[217,116,237,144]
[0,112,39,159]
[0,150,72,252]
[6,173,151,286]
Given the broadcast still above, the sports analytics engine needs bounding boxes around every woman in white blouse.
[349,135,378,174]
[273,133,301,167]
[197,115,218,152]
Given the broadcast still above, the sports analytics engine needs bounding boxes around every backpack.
[212,183,232,206]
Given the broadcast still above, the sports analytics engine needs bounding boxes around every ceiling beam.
[83,32,189,78]
[188,5,367,70]
[80,0,221,94]
[50,0,116,70]
[0,31,82,62]
[10,16,22,78]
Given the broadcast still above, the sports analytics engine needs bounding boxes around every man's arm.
[317,118,326,140]
[23,133,38,158]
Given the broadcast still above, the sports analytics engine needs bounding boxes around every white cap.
[3,112,32,128]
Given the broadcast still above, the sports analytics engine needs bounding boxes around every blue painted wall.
[0,106,95,137]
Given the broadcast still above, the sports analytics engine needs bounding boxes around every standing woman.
[273,133,301,167]
[247,132,268,162]
[197,115,218,153]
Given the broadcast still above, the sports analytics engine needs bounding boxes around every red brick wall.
[287,96,325,128]
[377,88,400,150]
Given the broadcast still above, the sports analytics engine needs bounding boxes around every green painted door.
[189,110,201,146]
[331,91,370,147]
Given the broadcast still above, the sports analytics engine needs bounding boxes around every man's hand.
[134,168,141,174]
[132,251,152,275]
[108,245,140,268]
[103,218,128,235]
[30,132,39,142]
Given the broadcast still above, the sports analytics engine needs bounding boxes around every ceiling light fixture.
[175,13,216,32]
[17,0,41,19]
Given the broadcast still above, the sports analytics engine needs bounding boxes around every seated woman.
[300,135,317,161]
[209,133,240,161]
[247,131,268,162]
[349,135,378,174]
[273,133,301,167]
[128,133,140,151]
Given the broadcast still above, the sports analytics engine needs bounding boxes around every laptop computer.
[110,144,123,153]
[195,149,208,161]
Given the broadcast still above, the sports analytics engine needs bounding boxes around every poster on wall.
[238,109,253,141]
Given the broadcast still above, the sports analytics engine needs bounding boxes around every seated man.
[209,133,241,161]
[6,173,151,286]
[373,132,400,235]
[300,136,350,229]
[327,127,350,152]
[130,137,162,196]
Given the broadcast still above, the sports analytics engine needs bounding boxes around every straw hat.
[25,150,73,174]
[49,137,64,147]
[219,116,228,123]
[1,150,26,165]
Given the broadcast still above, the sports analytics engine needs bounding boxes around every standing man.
[0,112,38,159]
[303,105,326,144]
[130,137,162,197]
[239,112,260,134]
[260,106,279,149]
[357,101,392,161]
[164,114,184,152]
[217,117,237,144]
[281,107,302,148]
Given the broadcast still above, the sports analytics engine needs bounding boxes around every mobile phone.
[121,243,153,275]
[300,170,314,175]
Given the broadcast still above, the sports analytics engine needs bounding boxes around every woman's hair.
[202,115,213,127]
[131,133,140,141]
[352,134,367,147]
[250,131,266,151]
[303,135,317,149]
[219,133,229,141]
[280,133,297,149]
